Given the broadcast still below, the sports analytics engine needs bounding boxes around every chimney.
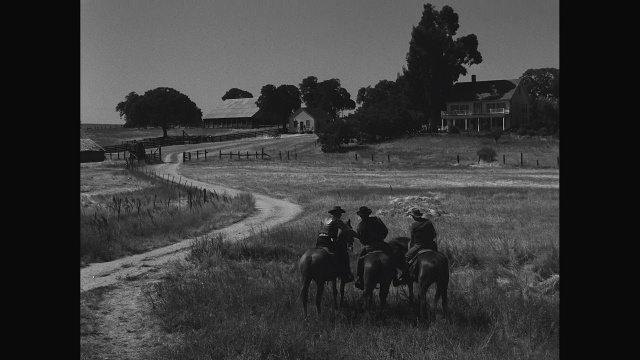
[472,75,476,83]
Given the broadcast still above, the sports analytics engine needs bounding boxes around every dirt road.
[80,142,303,359]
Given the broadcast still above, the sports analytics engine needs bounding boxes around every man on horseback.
[353,206,404,289]
[401,208,438,283]
[316,206,355,283]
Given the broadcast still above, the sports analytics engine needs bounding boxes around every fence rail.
[102,128,279,154]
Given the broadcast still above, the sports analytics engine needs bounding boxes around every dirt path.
[80,143,303,360]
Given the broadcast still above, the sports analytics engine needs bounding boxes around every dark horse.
[357,247,399,310]
[395,236,450,323]
[298,219,357,319]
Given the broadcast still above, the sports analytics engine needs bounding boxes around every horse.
[298,219,357,319]
[394,236,449,323]
[356,245,400,311]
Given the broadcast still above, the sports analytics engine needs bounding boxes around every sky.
[80,0,559,124]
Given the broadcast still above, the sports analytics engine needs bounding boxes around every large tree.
[521,68,559,100]
[255,84,301,130]
[403,4,482,130]
[221,88,254,100]
[116,87,202,137]
[299,76,356,118]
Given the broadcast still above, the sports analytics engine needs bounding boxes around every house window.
[451,104,469,113]
[486,102,506,113]
[306,120,310,128]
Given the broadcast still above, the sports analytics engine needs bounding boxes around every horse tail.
[299,252,313,282]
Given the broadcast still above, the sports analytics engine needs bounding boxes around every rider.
[316,206,355,283]
[401,208,438,283]
[353,206,399,289]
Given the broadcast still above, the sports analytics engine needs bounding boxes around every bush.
[491,129,503,143]
[447,125,461,134]
[517,126,529,136]
[477,147,497,162]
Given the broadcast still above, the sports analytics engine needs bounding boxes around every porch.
[440,109,511,131]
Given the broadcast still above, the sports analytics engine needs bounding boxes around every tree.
[317,118,359,152]
[352,75,422,140]
[403,4,482,131]
[116,87,202,137]
[521,68,559,100]
[299,76,356,118]
[521,68,560,127]
[255,84,301,130]
[221,88,253,101]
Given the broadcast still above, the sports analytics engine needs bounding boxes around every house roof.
[289,107,333,121]
[80,129,104,151]
[446,78,521,102]
[203,97,262,119]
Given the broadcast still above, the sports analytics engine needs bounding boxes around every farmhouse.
[80,130,105,163]
[441,75,531,131]
[202,97,271,128]
[288,107,333,133]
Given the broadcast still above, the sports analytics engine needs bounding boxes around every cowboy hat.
[328,206,346,214]
[356,206,372,216]
[407,208,423,217]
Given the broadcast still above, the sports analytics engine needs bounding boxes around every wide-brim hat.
[356,206,372,216]
[328,206,346,214]
[407,208,423,217]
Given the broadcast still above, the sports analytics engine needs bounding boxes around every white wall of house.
[289,111,320,132]
[508,83,531,126]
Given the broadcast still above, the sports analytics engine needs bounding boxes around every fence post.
[220,150,222,159]
[204,150,207,160]
[287,151,290,160]
[295,152,297,160]
[262,148,264,160]
[246,151,249,159]
[503,155,506,164]
[279,151,282,161]
[521,152,523,166]
[183,152,185,162]
[355,153,358,161]
[189,152,191,161]
[457,155,459,164]
[537,159,539,167]
[196,151,199,160]
[371,153,374,162]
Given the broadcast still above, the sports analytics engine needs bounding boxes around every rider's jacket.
[319,218,350,240]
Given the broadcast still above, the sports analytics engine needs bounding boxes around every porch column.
[441,119,444,130]
[502,117,505,130]
[477,118,480,131]
[465,119,468,130]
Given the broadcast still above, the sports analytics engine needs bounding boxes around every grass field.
[81,129,559,359]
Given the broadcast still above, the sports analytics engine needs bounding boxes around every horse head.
[338,219,356,251]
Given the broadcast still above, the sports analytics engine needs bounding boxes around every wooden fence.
[101,128,279,154]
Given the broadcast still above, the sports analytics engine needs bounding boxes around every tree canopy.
[299,76,355,119]
[521,68,559,100]
[221,88,254,101]
[255,84,301,130]
[116,87,202,137]
[402,3,482,130]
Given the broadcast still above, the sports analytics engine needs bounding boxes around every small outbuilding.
[80,130,105,163]
[288,107,333,133]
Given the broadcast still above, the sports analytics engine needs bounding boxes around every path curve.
[80,144,303,292]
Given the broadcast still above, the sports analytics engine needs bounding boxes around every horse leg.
[315,280,324,315]
[379,279,391,309]
[439,279,449,321]
[339,278,346,308]
[332,278,338,309]
[419,283,430,324]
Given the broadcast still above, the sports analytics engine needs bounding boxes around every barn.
[202,97,271,128]
[288,107,333,133]
[80,130,105,163]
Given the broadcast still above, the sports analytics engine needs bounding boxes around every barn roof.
[80,129,104,151]
[446,78,521,102]
[289,107,334,121]
[203,97,263,119]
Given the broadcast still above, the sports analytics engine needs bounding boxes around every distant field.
[81,125,273,147]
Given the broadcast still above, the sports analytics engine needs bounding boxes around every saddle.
[316,246,335,256]
[359,250,385,260]
[408,249,434,269]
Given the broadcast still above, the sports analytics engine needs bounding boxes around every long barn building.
[202,97,272,128]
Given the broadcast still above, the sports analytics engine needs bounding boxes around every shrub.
[527,129,537,137]
[447,125,461,134]
[517,126,529,136]
[477,147,497,162]
[491,129,503,143]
